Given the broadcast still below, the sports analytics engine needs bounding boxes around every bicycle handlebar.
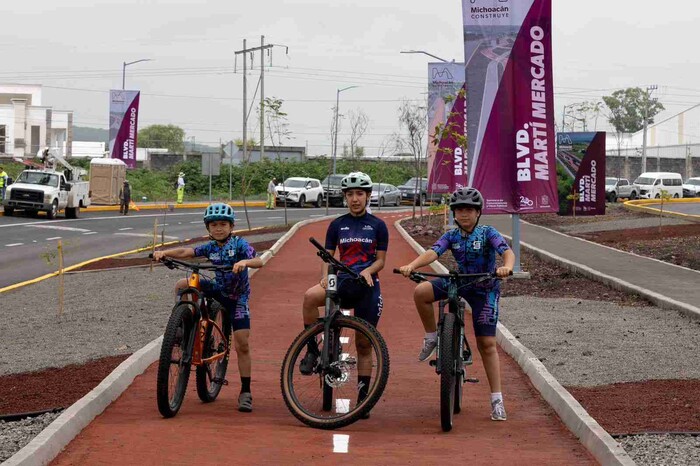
[309,237,363,281]
[149,253,231,272]
[393,268,510,284]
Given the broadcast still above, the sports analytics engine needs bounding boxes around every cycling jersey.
[325,212,389,277]
[430,225,510,289]
[193,236,256,301]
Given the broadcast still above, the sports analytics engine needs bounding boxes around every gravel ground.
[0,411,62,463]
[617,434,700,466]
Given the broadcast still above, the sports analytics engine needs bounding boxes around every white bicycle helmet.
[340,172,372,192]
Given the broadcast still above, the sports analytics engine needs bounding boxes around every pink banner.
[109,90,140,168]
[463,0,558,213]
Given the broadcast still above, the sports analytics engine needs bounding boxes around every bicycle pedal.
[465,377,479,384]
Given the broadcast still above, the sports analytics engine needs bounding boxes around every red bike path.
[52,214,596,465]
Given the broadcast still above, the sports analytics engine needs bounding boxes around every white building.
[0,84,73,159]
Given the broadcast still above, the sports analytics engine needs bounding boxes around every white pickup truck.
[3,168,91,219]
[605,177,638,202]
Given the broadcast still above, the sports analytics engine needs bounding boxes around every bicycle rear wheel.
[454,302,466,415]
[157,303,194,418]
[439,312,458,431]
[281,316,390,429]
[196,301,231,403]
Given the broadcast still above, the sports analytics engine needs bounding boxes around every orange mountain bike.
[151,255,233,418]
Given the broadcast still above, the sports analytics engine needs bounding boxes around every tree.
[602,87,665,134]
[347,109,369,166]
[234,138,259,150]
[397,99,427,219]
[603,87,665,175]
[564,100,604,132]
[138,125,185,153]
[264,96,292,225]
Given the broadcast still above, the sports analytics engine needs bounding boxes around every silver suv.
[275,177,325,207]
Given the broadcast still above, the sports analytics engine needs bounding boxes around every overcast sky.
[2,0,698,154]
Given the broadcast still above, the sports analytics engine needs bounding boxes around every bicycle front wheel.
[439,312,458,432]
[196,301,231,403]
[281,316,390,430]
[157,303,195,418]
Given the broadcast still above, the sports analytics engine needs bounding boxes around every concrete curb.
[393,218,635,466]
[4,337,163,466]
[623,198,700,222]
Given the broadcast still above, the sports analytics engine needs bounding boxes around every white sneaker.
[491,399,507,421]
[418,338,437,362]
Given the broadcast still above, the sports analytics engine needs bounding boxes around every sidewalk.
[50,214,596,465]
[485,214,700,318]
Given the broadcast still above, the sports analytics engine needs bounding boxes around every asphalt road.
[0,205,409,289]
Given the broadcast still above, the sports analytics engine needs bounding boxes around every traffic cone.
[129,200,140,212]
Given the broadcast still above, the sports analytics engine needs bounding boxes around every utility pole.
[641,84,657,173]
[235,37,287,165]
[260,35,265,160]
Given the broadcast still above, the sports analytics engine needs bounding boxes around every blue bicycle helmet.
[203,203,235,225]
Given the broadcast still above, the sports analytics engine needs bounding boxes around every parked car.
[633,172,683,199]
[321,174,347,206]
[369,183,401,207]
[605,177,638,202]
[275,177,324,207]
[682,177,700,197]
[397,177,443,205]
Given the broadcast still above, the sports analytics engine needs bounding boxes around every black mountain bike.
[153,255,233,418]
[280,238,390,429]
[394,268,506,432]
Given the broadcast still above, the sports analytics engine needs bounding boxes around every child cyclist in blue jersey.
[300,172,389,419]
[153,203,263,413]
[398,187,515,421]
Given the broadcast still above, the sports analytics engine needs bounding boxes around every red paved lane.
[53,214,596,465]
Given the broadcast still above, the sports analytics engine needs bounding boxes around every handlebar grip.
[393,268,401,274]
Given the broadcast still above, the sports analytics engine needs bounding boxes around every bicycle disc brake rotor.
[324,356,357,388]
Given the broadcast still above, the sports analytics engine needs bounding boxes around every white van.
[633,172,684,199]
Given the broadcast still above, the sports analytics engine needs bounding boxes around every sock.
[240,377,251,394]
[357,376,371,402]
[425,331,437,341]
[490,392,503,404]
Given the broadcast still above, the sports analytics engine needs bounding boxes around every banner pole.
[511,214,522,273]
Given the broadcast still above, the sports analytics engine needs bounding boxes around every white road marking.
[6,243,23,247]
[333,434,350,453]
[335,399,350,415]
[340,337,349,344]
[310,214,324,217]
[158,223,169,227]
[190,221,200,224]
[114,232,179,240]
[341,310,350,316]
[45,237,62,241]
[118,227,133,231]
[340,353,349,361]
[25,224,91,232]
[82,231,98,235]
[266,216,284,219]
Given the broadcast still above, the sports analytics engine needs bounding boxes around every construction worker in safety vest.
[176,172,185,204]
[0,166,8,201]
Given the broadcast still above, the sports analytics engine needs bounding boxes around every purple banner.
[109,90,140,168]
[427,62,467,194]
[558,132,606,216]
[463,0,558,214]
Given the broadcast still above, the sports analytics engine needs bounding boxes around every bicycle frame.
[163,259,232,367]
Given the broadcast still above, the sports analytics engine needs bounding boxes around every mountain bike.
[152,255,233,418]
[394,268,506,432]
[280,237,390,429]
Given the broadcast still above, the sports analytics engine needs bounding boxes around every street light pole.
[122,58,153,90]
[331,85,359,175]
[400,50,450,63]
[641,84,658,173]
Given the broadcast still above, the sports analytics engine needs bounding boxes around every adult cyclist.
[299,171,389,418]
[398,187,514,421]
